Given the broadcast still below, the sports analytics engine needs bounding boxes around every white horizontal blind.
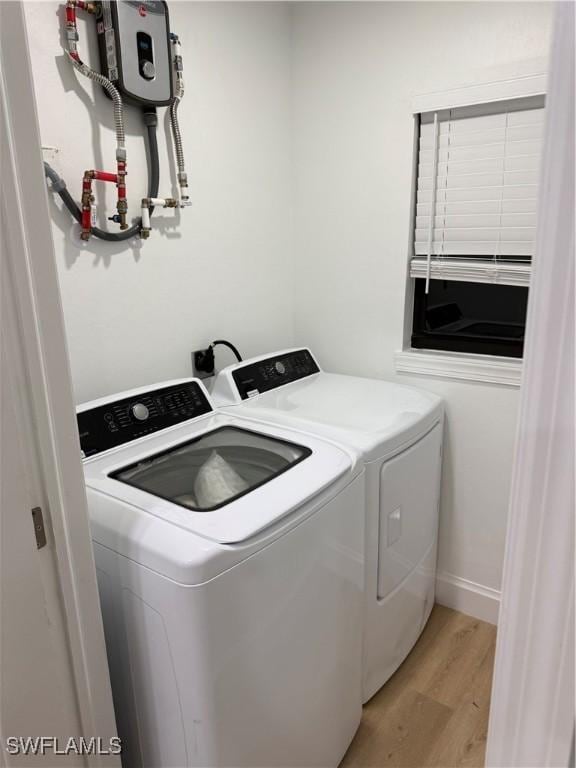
[414,96,545,268]
[409,257,531,286]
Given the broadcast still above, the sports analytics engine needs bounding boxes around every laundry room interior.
[2,1,573,767]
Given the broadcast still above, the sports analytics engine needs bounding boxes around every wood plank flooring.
[340,605,497,768]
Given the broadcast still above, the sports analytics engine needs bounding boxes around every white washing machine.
[212,349,444,702]
[77,378,365,767]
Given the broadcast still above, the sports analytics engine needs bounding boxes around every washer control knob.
[131,403,150,421]
[275,361,286,375]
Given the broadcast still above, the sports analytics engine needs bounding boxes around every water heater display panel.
[98,1,173,107]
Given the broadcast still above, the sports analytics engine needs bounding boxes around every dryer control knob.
[131,403,149,421]
[275,361,286,375]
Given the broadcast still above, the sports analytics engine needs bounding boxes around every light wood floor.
[340,605,497,768]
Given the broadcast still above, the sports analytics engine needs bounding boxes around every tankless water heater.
[97,0,173,107]
[45,0,189,242]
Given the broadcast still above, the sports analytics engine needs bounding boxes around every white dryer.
[78,378,365,767]
[212,349,444,702]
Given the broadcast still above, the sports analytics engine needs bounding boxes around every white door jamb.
[485,4,575,766]
[0,3,119,762]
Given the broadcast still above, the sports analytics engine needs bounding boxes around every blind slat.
[417,184,539,204]
[420,123,543,149]
[416,212,537,230]
[419,105,544,131]
[418,170,539,191]
[410,257,531,286]
[419,138,541,164]
[414,240,534,256]
[418,155,540,179]
[417,198,538,216]
[415,226,535,243]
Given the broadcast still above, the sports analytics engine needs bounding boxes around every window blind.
[413,95,545,287]
[409,257,531,286]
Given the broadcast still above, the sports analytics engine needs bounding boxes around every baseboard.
[435,572,501,625]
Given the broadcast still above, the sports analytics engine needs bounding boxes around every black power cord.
[211,339,243,363]
[194,339,242,377]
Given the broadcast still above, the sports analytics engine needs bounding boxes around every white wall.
[25,1,294,404]
[291,1,553,617]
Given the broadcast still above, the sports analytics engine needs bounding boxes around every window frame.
[397,69,547,387]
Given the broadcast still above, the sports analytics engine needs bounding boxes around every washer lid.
[112,425,312,512]
[83,414,354,544]
[213,350,443,462]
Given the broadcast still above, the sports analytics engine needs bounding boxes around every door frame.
[485,3,575,766]
[0,3,119,762]
[2,0,574,764]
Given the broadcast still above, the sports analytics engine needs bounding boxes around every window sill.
[394,349,523,387]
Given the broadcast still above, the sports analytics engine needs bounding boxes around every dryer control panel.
[78,381,212,457]
[232,350,320,400]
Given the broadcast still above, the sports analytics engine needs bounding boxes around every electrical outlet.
[192,347,215,379]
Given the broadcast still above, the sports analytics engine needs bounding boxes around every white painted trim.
[435,572,500,626]
[410,258,531,287]
[486,5,575,766]
[412,71,546,114]
[394,349,523,387]
[0,3,119,762]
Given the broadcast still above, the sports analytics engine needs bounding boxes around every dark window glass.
[412,279,529,358]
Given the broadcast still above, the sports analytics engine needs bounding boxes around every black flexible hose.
[211,340,243,362]
[143,109,160,203]
[43,110,160,242]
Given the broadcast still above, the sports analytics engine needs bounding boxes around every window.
[412,279,528,358]
[408,94,544,362]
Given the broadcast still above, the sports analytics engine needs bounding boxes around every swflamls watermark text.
[4,736,122,756]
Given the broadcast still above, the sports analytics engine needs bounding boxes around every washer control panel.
[231,349,320,400]
[78,382,212,457]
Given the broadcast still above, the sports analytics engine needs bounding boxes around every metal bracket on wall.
[31,507,47,549]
